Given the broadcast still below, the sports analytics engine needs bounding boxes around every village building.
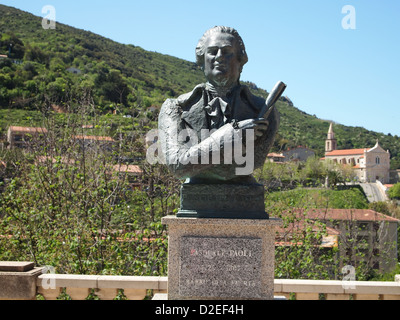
[6,126,48,149]
[267,147,315,164]
[324,123,391,183]
[281,146,315,163]
[266,153,285,163]
[6,126,115,153]
[66,67,82,74]
[72,135,115,152]
[289,208,399,273]
[113,164,143,190]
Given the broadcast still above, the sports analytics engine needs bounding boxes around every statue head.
[196,26,248,88]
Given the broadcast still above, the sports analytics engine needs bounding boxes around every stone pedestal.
[177,183,268,219]
[162,216,281,300]
[0,262,43,300]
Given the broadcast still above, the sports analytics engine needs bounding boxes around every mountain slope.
[1,4,400,168]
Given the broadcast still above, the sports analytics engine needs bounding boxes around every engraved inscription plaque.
[179,237,263,298]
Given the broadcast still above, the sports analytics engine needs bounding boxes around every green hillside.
[1,4,400,168]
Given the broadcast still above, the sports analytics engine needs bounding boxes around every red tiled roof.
[325,148,368,156]
[268,153,285,158]
[8,126,48,133]
[72,135,114,142]
[113,164,142,174]
[276,224,340,236]
[36,156,76,165]
[275,221,339,248]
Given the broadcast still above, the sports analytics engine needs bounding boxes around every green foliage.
[0,110,179,276]
[262,167,389,280]
[0,4,399,168]
[274,209,339,280]
[254,157,357,190]
[369,264,400,281]
[266,187,368,212]
[388,183,400,200]
[0,31,25,59]
[0,5,204,114]
[266,185,397,280]
[0,5,399,283]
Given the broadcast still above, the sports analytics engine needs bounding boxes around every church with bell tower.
[323,123,391,183]
[325,123,337,153]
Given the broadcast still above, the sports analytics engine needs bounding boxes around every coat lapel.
[180,85,209,132]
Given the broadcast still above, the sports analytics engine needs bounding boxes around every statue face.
[203,32,242,88]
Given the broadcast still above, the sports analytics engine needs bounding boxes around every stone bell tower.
[325,123,337,153]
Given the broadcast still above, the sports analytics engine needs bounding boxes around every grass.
[265,186,369,215]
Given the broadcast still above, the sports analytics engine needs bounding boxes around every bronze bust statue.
[158,26,284,218]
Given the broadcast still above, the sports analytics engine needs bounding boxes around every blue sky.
[1,0,400,138]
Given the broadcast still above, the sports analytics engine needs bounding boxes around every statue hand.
[236,118,269,138]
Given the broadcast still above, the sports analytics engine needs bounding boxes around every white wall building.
[324,124,391,183]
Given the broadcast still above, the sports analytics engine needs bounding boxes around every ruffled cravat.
[205,97,230,129]
[204,83,234,129]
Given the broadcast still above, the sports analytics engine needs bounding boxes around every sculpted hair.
[195,26,248,70]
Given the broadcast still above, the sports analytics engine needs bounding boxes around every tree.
[0,32,25,59]
[302,156,325,185]
[274,209,338,280]
[0,101,176,276]
[388,183,400,200]
[95,68,129,108]
[24,45,49,65]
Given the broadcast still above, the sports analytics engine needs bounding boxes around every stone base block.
[178,183,268,219]
[0,262,43,300]
[162,216,281,300]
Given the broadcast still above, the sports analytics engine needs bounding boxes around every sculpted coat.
[158,82,280,183]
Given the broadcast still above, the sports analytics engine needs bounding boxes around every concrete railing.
[1,260,399,300]
[37,274,168,300]
[274,278,400,300]
[35,275,400,300]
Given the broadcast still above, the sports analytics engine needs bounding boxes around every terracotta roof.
[275,222,339,248]
[72,135,114,142]
[276,223,340,236]
[113,164,142,174]
[8,126,48,133]
[325,148,368,156]
[81,124,94,129]
[268,153,285,158]
[36,156,76,165]
[274,237,338,248]
[290,208,399,223]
